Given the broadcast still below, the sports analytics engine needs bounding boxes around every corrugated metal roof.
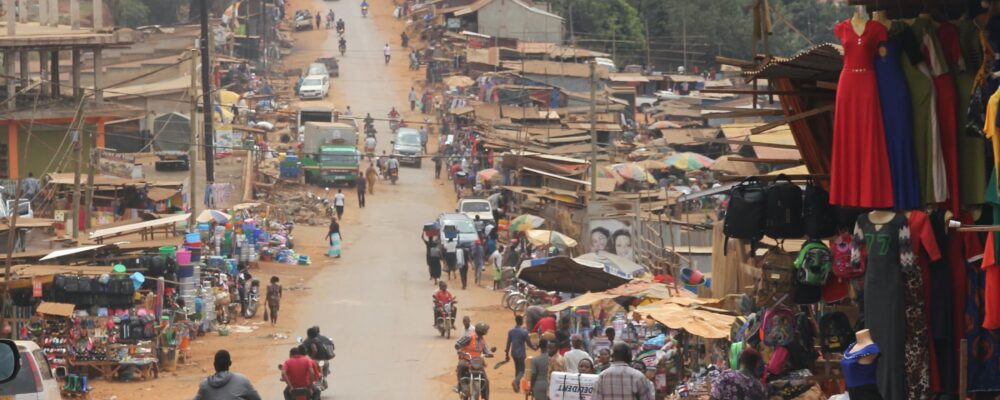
[742,43,843,81]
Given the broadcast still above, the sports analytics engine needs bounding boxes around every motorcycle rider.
[360,0,369,15]
[281,346,320,400]
[302,326,334,379]
[364,135,377,155]
[388,107,401,120]
[336,18,345,33]
[454,322,494,398]
[363,113,375,129]
[432,281,457,327]
[387,154,400,181]
[338,36,347,53]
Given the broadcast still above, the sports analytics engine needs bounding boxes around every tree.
[548,0,647,64]
[105,0,150,27]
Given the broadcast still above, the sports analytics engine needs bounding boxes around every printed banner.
[549,372,597,400]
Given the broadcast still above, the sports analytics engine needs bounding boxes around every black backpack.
[723,177,767,254]
[803,182,837,238]
[764,175,804,239]
[309,335,336,360]
[819,312,855,353]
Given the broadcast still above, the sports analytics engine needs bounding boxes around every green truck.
[301,121,361,186]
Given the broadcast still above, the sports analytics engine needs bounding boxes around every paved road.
[257,0,460,398]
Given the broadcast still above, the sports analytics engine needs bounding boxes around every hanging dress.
[875,23,922,210]
[898,21,948,205]
[841,343,883,400]
[908,210,943,393]
[851,213,913,400]
[912,18,961,212]
[957,18,988,206]
[830,20,894,208]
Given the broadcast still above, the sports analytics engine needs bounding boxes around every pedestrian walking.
[456,244,469,289]
[593,343,655,400]
[409,87,418,111]
[422,233,442,284]
[194,350,262,400]
[265,276,282,326]
[434,155,443,179]
[443,237,458,280]
[383,43,391,64]
[366,164,378,194]
[528,341,553,400]
[472,240,485,286]
[489,245,504,290]
[419,125,428,154]
[505,315,536,393]
[315,13,321,29]
[325,218,342,258]
[356,173,367,207]
[22,172,40,200]
[333,189,346,218]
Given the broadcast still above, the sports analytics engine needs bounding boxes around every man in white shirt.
[455,244,468,290]
[333,189,346,219]
[563,334,593,374]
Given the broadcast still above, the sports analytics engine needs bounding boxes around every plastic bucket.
[176,249,192,265]
[177,265,194,278]
[159,246,177,258]
[185,232,201,244]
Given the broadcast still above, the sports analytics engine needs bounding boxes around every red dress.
[831,20,894,208]
[934,22,962,213]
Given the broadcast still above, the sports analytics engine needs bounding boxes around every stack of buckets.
[177,231,202,313]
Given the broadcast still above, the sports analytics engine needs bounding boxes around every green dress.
[898,21,948,205]
[957,18,987,205]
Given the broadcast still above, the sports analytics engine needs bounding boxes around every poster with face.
[588,219,634,260]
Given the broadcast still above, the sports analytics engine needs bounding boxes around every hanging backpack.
[831,231,863,279]
[794,239,833,286]
[818,312,855,353]
[756,249,796,306]
[762,307,796,347]
[764,174,804,239]
[802,182,837,238]
[723,177,767,254]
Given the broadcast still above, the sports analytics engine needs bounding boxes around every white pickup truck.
[457,198,493,225]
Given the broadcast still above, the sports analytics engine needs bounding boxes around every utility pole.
[189,48,199,226]
[84,126,96,230]
[589,61,597,201]
[682,12,688,71]
[200,0,216,183]
[644,21,651,69]
[69,99,86,240]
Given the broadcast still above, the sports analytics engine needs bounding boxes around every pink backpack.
[831,232,863,279]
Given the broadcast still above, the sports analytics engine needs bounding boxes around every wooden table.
[69,358,158,381]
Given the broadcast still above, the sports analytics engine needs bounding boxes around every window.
[319,152,358,164]
[444,220,476,233]
[32,350,52,379]
[461,202,491,213]
[398,134,420,146]
[0,352,37,395]
[303,79,323,87]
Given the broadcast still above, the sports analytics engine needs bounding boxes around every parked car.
[0,340,62,399]
[294,10,313,31]
[298,74,329,100]
[314,57,340,77]
[306,62,329,77]
[457,197,493,225]
[437,213,477,246]
[391,128,422,167]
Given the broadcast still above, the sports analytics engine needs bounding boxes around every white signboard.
[549,372,598,400]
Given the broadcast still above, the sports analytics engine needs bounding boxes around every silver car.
[437,213,477,247]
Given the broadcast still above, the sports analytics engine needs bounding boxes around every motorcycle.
[278,362,324,400]
[458,352,491,400]
[364,124,377,137]
[337,25,345,35]
[389,167,398,185]
[361,5,368,17]
[389,118,400,133]
[339,42,346,56]
[434,299,456,339]
[242,279,260,318]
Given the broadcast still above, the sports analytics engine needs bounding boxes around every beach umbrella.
[517,257,630,293]
[610,163,650,181]
[477,168,502,184]
[636,159,669,171]
[509,214,545,232]
[664,152,714,171]
[525,229,579,248]
[197,209,230,223]
[710,155,758,176]
[647,120,681,129]
[443,75,475,87]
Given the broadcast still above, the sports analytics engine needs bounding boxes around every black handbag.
[764,174,804,239]
[723,177,767,254]
[802,181,837,238]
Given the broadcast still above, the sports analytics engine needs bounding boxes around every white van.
[593,57,617,74]
[299,74,330,100]
[1,341,62,399]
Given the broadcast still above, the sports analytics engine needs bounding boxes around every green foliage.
[106,0,150,27]
[546,0,845,69]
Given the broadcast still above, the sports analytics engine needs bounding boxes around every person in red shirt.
[281,346,320,400]
[533,313,556,336]
[432,281,457,327]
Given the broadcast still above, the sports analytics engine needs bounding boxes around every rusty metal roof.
[742,43,843,82]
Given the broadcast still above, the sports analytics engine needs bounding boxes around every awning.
[547,291,617,312]
[636,302,737,339]
[39,244,107,261]
[146,187,179,202]
[522,167,591,185]
[89,213,191,240]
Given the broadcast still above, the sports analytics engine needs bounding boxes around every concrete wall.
[476,0,563,43]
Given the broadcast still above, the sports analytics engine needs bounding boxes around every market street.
[256,0,485,397]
